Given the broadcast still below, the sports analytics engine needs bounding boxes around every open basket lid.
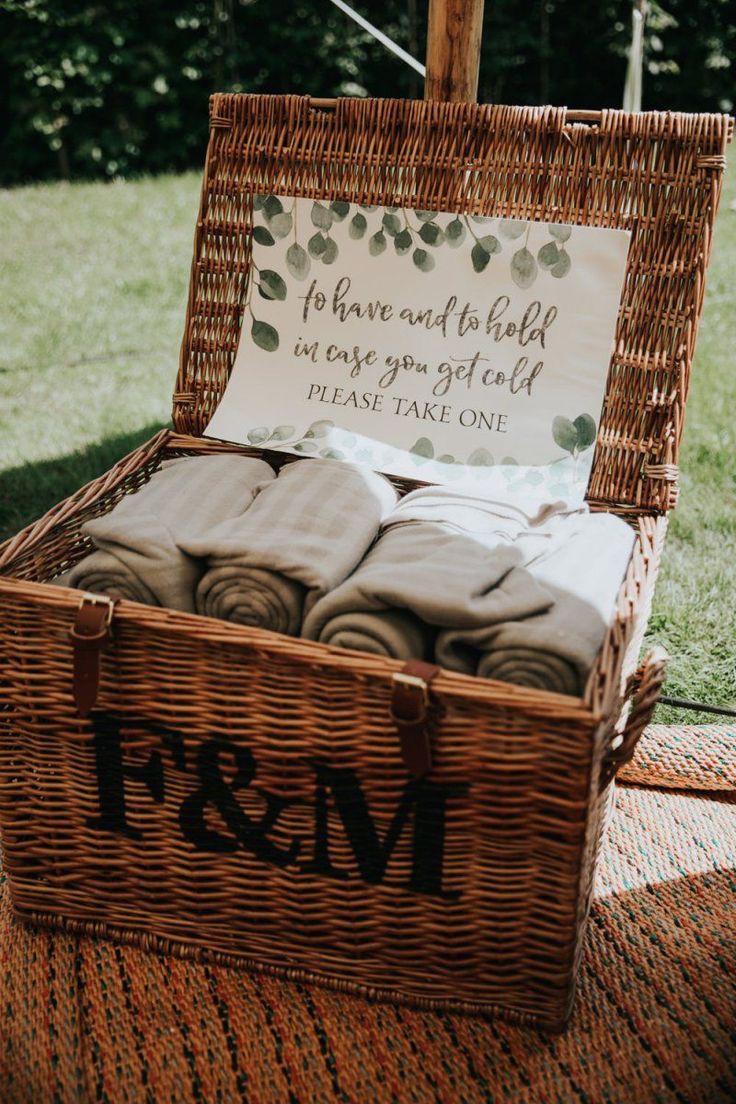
[174,94,731,515]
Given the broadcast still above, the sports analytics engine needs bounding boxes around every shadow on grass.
[0,423,167,542]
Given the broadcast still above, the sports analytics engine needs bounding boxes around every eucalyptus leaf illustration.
[478,233,501,255]
[308,231,328,258]
[550,250,572,278]
[253,226,275,247]
[437,454,455,465]
[294,440,318,453]
[269,211,293,239]
[321,236,338,264]
[498,219,527,240]
[419,222,445,246]
[468,447,494,466]
[330,200,350,220]
[416,211,438,222]
[304,419,334,439]
[524,470,544,486]
[258,269,287,301]
[247,426,270,444]
[412,248,435,272]
[286,242,310,279]
[510,247,538,289]
[471,241,490,273]
[360,204,378,211]
[369,230,387,256]
[548,224,572,242]
[320,448,345,460]
[537,241,560,270]
[311,202,333,231]
[573,413,597,449]
[253,194,266,211]
[382,212,401,237]
[263,196,283,219]
[552,413,597,456]
[470,215,493,225]
[251,319,279,352]
[552,416,578,454]
[501,456,518,466]
[410,437,434,464]
[446,218,466,247]
[269,425,296,441]
[394,228,412,255]
[349,213,367,239]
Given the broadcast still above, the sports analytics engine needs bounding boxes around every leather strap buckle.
[69,593,116,718]
[390,660,441,779]
[389,672,429,725]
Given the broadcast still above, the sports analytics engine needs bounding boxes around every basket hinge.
[390,660,442,779]
[69,594,117,718]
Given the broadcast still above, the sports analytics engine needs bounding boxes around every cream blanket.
[63,455,275,611]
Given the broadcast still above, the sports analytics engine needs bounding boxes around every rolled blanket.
[436,511,635,695]
[194,566,305,635]
[181,459,398,631]
[63,455,275,611]
[318,608,435,660]
[301,486,564,658]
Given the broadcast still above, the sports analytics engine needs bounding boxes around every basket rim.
[0,572,602,724]
[0,426,664,728]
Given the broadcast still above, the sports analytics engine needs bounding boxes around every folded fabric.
[181,459,398,631]
[385,484,579,537]
[317,608,435,661]
[301,485,566,658]
[436,511,635,695]
[191,566,305,635]
[62,455,275,611]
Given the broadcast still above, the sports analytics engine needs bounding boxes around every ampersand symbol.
[178,738,299,866]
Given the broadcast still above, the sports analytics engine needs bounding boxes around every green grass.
[1,167,735,723]
[0,173,201,516]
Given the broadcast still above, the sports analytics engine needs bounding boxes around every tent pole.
[424,0,486,102]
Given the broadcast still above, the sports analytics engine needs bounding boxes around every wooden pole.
[424,0,485,102]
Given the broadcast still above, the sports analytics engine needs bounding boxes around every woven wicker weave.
[0,95,729,1031]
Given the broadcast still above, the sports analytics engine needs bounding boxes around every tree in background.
[0,0,733,186]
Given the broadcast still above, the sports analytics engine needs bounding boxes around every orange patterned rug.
[619,722,736,792]
[1,731,734,1103]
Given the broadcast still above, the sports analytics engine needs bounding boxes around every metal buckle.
[389,671,429,725]
[78,592,115,630]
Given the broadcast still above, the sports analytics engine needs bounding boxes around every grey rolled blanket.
[303,486,635,695]
[302,489,561,658]
[62,454,275,611]
[181,459,398,632]
[436,511,635,695]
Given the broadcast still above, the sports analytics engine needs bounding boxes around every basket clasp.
[69,593,117,718]
[390,661,441,779]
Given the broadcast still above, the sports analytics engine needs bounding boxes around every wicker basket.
[0,95,729,1031]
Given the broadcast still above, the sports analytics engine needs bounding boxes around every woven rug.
[1,735,734,1103]
[619,722,736,792]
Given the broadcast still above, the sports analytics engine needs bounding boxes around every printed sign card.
[205,196,631,504]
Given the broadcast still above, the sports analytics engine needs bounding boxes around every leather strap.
[69,595,116,717]
[390,659,442,779]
